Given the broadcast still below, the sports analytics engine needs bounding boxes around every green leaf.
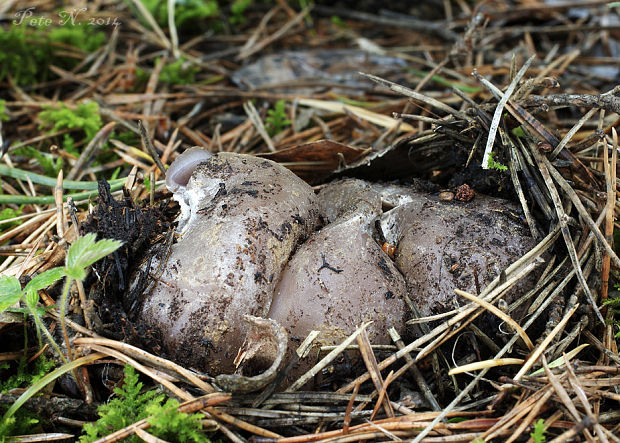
[265,100,291,136]
[23,268,66,308]
[530,418,546,443]
[65,234,122,281]
[0,275,22,312]
[511,126,526,137]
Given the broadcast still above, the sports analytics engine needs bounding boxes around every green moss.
[48,25,106,53]
[146,398,209,442]
[12,146,63,177]
[0,409,40,441]
[604,291,620,339]
[140,0,219,28]
[0,355,55,393]
[0,355,55,439]
[0,100,9,122]
[0,26,50,86]
[81,365,209,442]
[487,151,508,172]
[0,207,23,229]
[0,25,106,86]
[38,101,103,144]
[530,419,547,443]
[135,58,200,86]
[159,57,200,84]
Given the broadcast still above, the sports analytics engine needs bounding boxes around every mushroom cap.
[138,152,320,375]
[380,190,538,317]
[269,187,408,382]
[165,147,213,193]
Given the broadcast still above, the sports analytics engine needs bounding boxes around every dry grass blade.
[359,73,470,120]
[68,122,117,180]
[480,54,536,169]
[565,360,609,443]
[454,288,534,350]
[128,0,171,50]
[505,388,553,443]
[482,386,550,441]
[139,120,167,174]
[2,1,620,441]
[356,330,394,418]
[237,6,311,60]
[542,356,596,442]
[388,327,441,411]
[512,304,579,383]
[545,156,620,269]
[298,99,415,132]
[601,128,617,303]
[448,358,524,375]
[133,428,169,443]
[531,145,604,324]
[74,337,215,393]
[286,321,372,392]
[549,108,598,160]
[243,101,276,152]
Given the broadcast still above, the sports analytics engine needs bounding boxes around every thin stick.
[138,120,166,175]
[454,288,534,350]
[513,304,579,382]
[167,0,180,59]
[480,54,535,169]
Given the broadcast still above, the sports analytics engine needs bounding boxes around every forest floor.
[1,0,620,441]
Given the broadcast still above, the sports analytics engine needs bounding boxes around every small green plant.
[0,26,50,86]
[511,126,526,137]
[145,398,208,442]
[81,365,208,442]
[38,101,103,144]
[48,25,106,53]
[0,100,9,121]
[0,354,56,437]
[0,25,106,86]
[487,151,508,171]
[13,146,63,178]
[330,15,347,29]
[140,0,219,28]
[0,233,122,360]
[265,100,291,136]
[0,407,40,440]
[0,207,23,229]
[136,58,200,86]
[230,0,253,24]
[530,418,547,443]
[159,57,200,85]
[0,355,55,393]
[0,233,122,438]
